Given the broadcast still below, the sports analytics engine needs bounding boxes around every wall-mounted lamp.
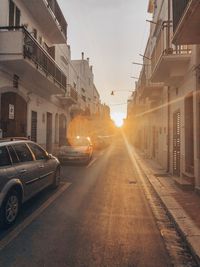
[146,19,157,25]
[132,62,144,66]
[139,54,151,60]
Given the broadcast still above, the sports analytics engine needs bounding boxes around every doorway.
[185,94,194,174]
[59,114,67,146]
[1,92,27,137]
[46,112,53,153]
[31,111,37,142]
[173,110,181,176]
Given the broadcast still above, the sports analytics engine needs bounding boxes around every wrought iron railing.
[46,0,67,38]
[66,85,78,101]
[151,21,191,74]
[0,26,67,91]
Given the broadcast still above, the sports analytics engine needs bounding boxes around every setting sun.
[111,112,125,128]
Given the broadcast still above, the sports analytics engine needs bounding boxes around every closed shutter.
[173,111,181,176]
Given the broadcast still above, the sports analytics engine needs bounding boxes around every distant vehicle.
[58,136,93,165]
[0,138,60,228]
[92,136,108,150]
[91,135,112,150]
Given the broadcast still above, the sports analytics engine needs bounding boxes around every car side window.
[7,145,19,164]
[0,146,11,167]
[13,143,33,162]
[28,143,48,160]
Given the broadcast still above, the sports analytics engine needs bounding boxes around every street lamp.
[132,62,144,66]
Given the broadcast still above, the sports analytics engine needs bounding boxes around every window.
[28,143,48,161]
[9,0,21,27]
[7,145,19,164]
[13,144,33,162]
[0,146,11,167]
[81,95,86,102]
[9,0,15,26]
[15,6,21,27]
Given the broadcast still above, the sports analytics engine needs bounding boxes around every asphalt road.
[0,133,191,267]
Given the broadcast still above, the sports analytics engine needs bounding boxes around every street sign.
[9,104,14,120]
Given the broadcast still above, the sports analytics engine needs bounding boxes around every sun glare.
[111,112,125,128]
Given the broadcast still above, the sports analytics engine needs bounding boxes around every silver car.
[0,138,61,228]
[58,136,93,164]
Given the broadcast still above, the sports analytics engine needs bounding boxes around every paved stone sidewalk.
[134,149,200,265]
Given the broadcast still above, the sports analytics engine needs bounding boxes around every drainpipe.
[167,86,170,172]
[167,0,171,172]
[167,0,171,51]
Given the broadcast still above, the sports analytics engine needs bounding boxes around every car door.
[0,145,17,192]
[27,142,55,189]
[11,143,40,200]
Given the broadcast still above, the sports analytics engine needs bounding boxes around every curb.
[134,152,200,266]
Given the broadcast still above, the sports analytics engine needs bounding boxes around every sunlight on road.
[121,131,148,189]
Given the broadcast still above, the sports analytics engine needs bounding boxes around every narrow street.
[0,133,196,267]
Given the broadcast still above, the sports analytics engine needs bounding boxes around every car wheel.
[0,189,21,228]
[52,168,61,189]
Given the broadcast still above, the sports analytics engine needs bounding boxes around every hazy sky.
[57,0,151,117]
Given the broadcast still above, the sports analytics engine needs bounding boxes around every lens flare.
[111,112,125,128]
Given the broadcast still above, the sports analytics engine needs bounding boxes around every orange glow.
[111,112,125,128]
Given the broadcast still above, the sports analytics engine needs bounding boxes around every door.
[31,111,37,142]
[28,142,55,189]
[0,146,16,185]
[185,94,194,174]
[59,114,67,146]
[11,143,40,200]
[173,111,181,176]
[1,92,27,138]
[46,112,53,153]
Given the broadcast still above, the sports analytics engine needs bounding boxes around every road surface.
[0,133,196,267]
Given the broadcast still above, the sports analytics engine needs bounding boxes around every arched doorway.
[59,114,67,146]
[1,92,27,138]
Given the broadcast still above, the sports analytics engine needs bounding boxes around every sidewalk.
[134,150,200,265]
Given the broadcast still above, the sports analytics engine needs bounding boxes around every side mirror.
[47,154,54,160]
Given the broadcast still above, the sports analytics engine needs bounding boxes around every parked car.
[0,138,61,228]
[58,136,93,165]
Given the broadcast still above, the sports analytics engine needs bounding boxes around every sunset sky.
[57,0,151,118]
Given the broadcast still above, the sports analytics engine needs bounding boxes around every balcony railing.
[66,85,78,101]
[173,0,190,33]
[151,21,191,75]
[46,0,67,38]
[0,26,67,91]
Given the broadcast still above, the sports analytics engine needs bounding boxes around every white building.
[0,0,101,152]
[128,0,200,191]
[71,53,100,116]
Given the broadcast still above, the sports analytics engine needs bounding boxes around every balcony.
[0,27,66,95]
[151,22,191,86]
[137,67,163,99]
[172,0,200,44]
[57,85,78,106]
[21,0,67,43]
[139,80,163,99]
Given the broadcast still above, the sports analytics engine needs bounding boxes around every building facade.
[128,0,200,191]
[0,0,101,152]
